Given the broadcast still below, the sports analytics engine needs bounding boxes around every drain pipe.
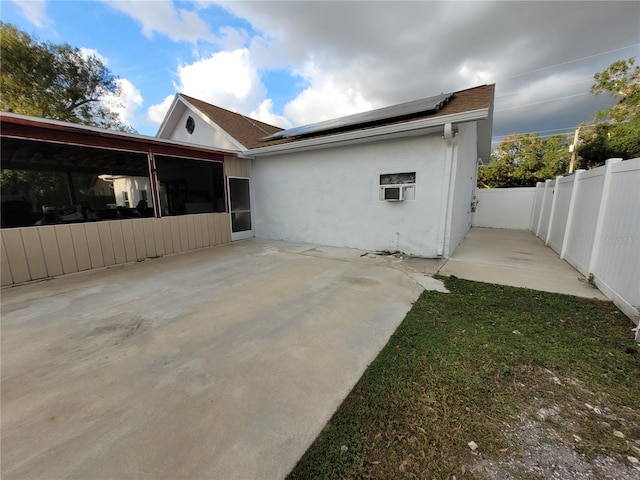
[436,122,455,256]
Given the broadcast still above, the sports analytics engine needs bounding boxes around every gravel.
[472,412,640,480]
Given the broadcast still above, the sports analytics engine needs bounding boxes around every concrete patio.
[1,239,425,480]
[0,228,608,480]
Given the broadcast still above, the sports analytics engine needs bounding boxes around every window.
[155,156,225,215]
[185,116,195,134]
[379,172,416,201]
[122,191,129,207]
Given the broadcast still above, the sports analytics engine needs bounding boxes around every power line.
[491,126,576,141]
[495,78,593,101]
[494,92,590,112]
[491,122,610,143]
[497,43,640,82]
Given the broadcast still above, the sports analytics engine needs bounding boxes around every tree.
[0,23,130,219]
[477,133,571,188]
[591,57,639,123]
[0,22,130,130]
[479,58,640,188]
[578,57,640,164]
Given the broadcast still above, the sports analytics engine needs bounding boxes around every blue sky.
[2,1,639,146]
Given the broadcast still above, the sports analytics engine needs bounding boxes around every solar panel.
[263,92,454,140]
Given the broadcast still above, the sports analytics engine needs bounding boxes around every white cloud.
[219,1,639,139]
[175,48,260,104]
[109,78,144,126]
[284,84,371,126]
[148,95,175,125]
[218,26,250,51]
[145,44,374,131]
[496,73,593,116]
[141,1,637,137]
[10,0,50,28]
[147,48,272,126]
[78,47,108,65]
[249,99,291,129]
[457,60,496,88]
[101,78,143,127]
[105,0,215,42]
[283,62,374,126]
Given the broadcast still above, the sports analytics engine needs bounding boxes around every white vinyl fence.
[471,187,536,230]
[475,158,639,340]
[531,158,640,339]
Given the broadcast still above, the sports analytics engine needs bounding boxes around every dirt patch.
[472,414,639,479]
[471,369,640,480]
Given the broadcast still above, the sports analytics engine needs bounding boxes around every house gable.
[157,94,283,152]
[156,95,247,150]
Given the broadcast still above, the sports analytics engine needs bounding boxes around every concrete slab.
[439,228,607,300]
[1,239,426,480]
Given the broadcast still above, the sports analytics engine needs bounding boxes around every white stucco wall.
[446,122,478,256]
[168,109,239,151]
[252,134,450,257]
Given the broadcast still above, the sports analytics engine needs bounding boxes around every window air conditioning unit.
[383,186,404,201]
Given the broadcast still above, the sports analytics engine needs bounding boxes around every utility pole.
[569,126,580,173]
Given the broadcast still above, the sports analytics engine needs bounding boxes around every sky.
[2,0,639,146]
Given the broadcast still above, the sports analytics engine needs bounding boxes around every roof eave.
[0,111,240,157]
[476,102,494,162]
[155,94,182,138]
[248,108,490,157]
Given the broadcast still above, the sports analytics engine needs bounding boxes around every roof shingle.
[179,94,283,149]
[181,84,494,150]
[253,84,495,148]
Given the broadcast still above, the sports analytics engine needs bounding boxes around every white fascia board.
[248,108,489,157]
[155,94,182,138]
[1,111,239,156]
[179,98,248,151]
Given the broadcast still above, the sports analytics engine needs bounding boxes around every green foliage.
[578,57,640,164]
[1,22,131,214]
[578,118,640,166]
[478,133,571,188]
[481,58,639,188]
[590,57,639,123]
[0,22,131,130]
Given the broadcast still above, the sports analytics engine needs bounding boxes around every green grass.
[287,278,640,479]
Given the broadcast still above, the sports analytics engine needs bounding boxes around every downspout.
[436,122,455,256]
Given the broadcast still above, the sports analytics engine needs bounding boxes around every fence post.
[588,158,623,275]
[560,169,585,260]
[545,175,563,245]
[530,182,541,232]
[536,179,552,237]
